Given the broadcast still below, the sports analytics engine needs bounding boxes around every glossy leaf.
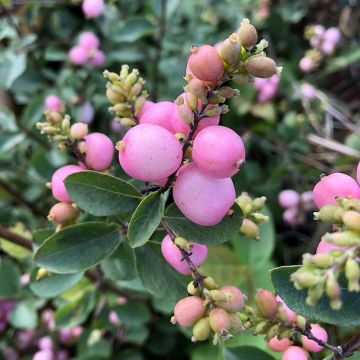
[223,346,275,360]
[0,257,21,297]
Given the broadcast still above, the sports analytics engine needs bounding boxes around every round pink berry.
[44,95,62,112]
[209,308,231,333]
[33,350,55,360]
[188,45,224,82]
[173,296,205,327]
[139,101,175,132]
[217,286,245,312]
[276,295,297,323]
[321,40,335,55]
[20,273,30,286]
[299,57,314,72]
[357,162,360,185]
[316,240,344,254]
[312,173,360,208]
[51,165,84,203]
[301,324,328,352]
[173,163,235,226]
[91,50,105,67]
[161,235,208,275]
[283,207,298,226]
[80,101,94,124]
[192,126,245,178]
[282,346,308,360]
[117,124,182,182]
[313,25,326,37]
[70,122,88,140]
[323,27,341,45]
[301,83,316,101]
[82,0,104,18]
[48,202,78,224]
[79,32,99,50]
[268,337,291,352]
[84,132,114,171]
[38,336,53,351]
[69,46,89,65]
[278,190,300,209]
[138,100,155,119]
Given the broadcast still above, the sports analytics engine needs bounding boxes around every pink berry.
[110,120,124,133]
[51,165,84,203]
[91,50,105,67]
[80,101,94,124]
[173,296,205,327]
[301,191,315,210]
[321,40,335,55]
[299,57,313,72]
[108,311,121,325]
[44,95,62,113]
[192,126,245,178]
[48,202,78,224]
[69,46,89,65]
[301,83,316,101]
[33,350,55,360]
[161,235,208,275]
[312,173,360,208]
[323,27,341,45]
[268,337,291,352]
[217,286,245,312]
[173,163,235,226]
[117,124,182,182]
[138,100,155,119]
[20,273,30,285]
[38,336,53,351]
[255,289,279,319]
[139,101,175,132]
[301,324,328,352]
[357,162,360,185]
[209,308,231,333]
[278,190,300,209]
[84,132,114,171]
[283,208,298,226]
[313,25,326,37]
[79,32,99,50]
[188,45,224,82]
[316,240,344,254]
[70,122,88,140]
[282,346,308,360]
[82,0,104,18]
[276,295,297,323]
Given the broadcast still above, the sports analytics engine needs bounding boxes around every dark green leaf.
[65,171,141,216]
[271,266,360,326]
[114,18,156,43]
[163,203,243,244]
[9,301,38,329]
[0,257,21,297]
[128,192,165,248]
[33,222,122,274]
[0,51,27,89]
[114,302,150,327]
[32,228,54,246]
[223,346,275,360]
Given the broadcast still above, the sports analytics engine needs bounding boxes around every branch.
[0,225,32,250]
[336,330,360,360]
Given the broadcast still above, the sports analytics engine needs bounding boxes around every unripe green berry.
[203,276,218,290]
[191,317,211,342]
[187,281,199,295]
[345,258,360,292]
[245,55,277,78]
[240,218,259,240]
[313,204,344,223]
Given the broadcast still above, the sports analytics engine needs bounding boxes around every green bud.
[251,212,269,223]
[204,105,222,118]
[238,18,258,49]
[174,237,192,251]
[203,276,218,290]
[240,218,259,240]
[245,55,277,78]
[229,313,245,332]
[119,65,129,79]
[209,290,229,302]
[36,267,50,280]
[208,93,226,104]
[266,323,281,340]
[187,281,199,295]
[239,312,249,322]
[135,95,147,115]
[342,211,360,232]
[296,315,307,330]
[325,272,341,301]
[324,231,360,246]
[236,192,253,215]
[61,116,70,132]
[291,268,321,288]
[338,198,360,212]
[119,118,136,127]
[185,92,199,112]
[232,74,251,84]
[130,82,142,97]
[279,328,293,339]
[253,320,269,334]
[192,317,211,342]
[218,86,240,99]
[345,258,360,292]
[330,299,342,310]
[252,196,266,211]
[306,284,324,306]
[103,70,120,82]
[312,253,334,268]
[220,33,240,66]
[106,87,125,105]
[314,204,344,223]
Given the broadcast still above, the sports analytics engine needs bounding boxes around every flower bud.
[306,284,324,307]
[266,323,281,340]
[124,70,139,87]
[240,218,259,240]
[245,56,277,78]
[209,308,231,334]
[296,315,307,330]
[218,86,240,99]
[342,210,360,232]
[312,253,333,268]
[338,198,360,212]
[47,111,62,123]
[61,116,70,132]
[253,320,268,334]
[174,237,192,251]
[291,268,321,288]
[215,286,245,312]
[232,74,251,84]
[178,103,194,125]
[103,70,120,82]
[48,202,79,224]
[238,19,258,49]
[119,65,129,79]
[252,196,266,211]
[323,231,360,247]
[220,33,240,66]
[203,104,221,118]
[236,192,253,215]
[191,317,211,342]
[325,272,341,309]
[187,79,209,100]
[313,204,344,223]
[345,258,360,292]
[251,212,269,223]
[36,268,50,280]
[208,93,226,104]
[228,313,244,332]
[203,276,218,290]
[185,92,198,112]
[255,289,278,318]
[70,123,88,140]
[187,281,199,295]
[209,290,229,302]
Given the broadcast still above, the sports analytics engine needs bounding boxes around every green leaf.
[223,346,275,360]
[114,18,156,43]
[134,243,186,305]
[65,171,141,216]
[30,271,83,298]
[55,290,96,328]
[163,203,243,244]
[128,192,165,248]
[0,107,17,131]
[326,46,360,73]
[0,257,21,297]
[113,302,150,327]
[0,51,27,89]
[9,300,38,329]
[32,228,54,246]
[271,266,360,326]
[33,222,122,274]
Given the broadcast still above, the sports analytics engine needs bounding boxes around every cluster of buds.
[291,197,360,309]
[104,65,148,127]
[171,277,246,345]
[235,192,268,240]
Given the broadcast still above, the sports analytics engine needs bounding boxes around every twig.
[0,225,32,250]
[336,330,360,359]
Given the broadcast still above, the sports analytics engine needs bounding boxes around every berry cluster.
[253,75,279,103]
[69,32,105,67]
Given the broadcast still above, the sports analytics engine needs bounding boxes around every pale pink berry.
[283,208,298,226]
[38,336,53,351]
[139,101,175,132]
[20,273,30,285]
[79,32,99,50]
[138,100,155,119]
[316,240,344,254]
[209,308,231,333]
[276,295,297,322]
[268,337,292,352]
[161,235,208,275]
[173,163,235,226]
[357,162,360,185]
[82,0,104,18]
[217,286,245,312]
[80,101,94,124]
[282,346,308,360]
[70,123,88,140]
[51,165,84,203]
[255,289,278,318]
[323,27,341,45]
[301,324,328,352]
[41,309,54,330]
[321,40,335,55]
[301,83,316,101]
[48,202,78,224]
[258,84,277,102]
[188,45,224,82]
[110,120,123,133]
[309,36,321,48]
[33,350,55,360]
[44,95,62,112]
[278,190,300,209]
[192,126,245,178]
[299,57,314,72]
[312,173,360,208]
[91,50,106,67]
[69,46,88,65]
[108,311,121,326]
[173,296,205,327]
[84,132,114,171]
[301,191,315,210]
[313,25,326,37]
[117,124,182,182]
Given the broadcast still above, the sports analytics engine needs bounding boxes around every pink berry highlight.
[161,235,208,275]
[139,101,175,132]
[82,0,104,18]
[173,296,205,327]
[51,165,84,203]
[91,50,106,66]
[44,95,62,113]
[79,32,99,50]
[268,337,291,352]
[173,163,235,226]
[117,124,182,182]
[282,346,308,360]
[312,173,360,208]
[278,190,300,209]
[84,132,114,171]
[323,27,341,46]
[69,46,89,65]
[301,324,328,352]
[192,126,245,178]
[188,45,224,82]
[217,286,245,312]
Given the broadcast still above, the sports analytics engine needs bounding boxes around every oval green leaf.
[223,346,275,360]
[0,257,21,297]
[33,222,122,274]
